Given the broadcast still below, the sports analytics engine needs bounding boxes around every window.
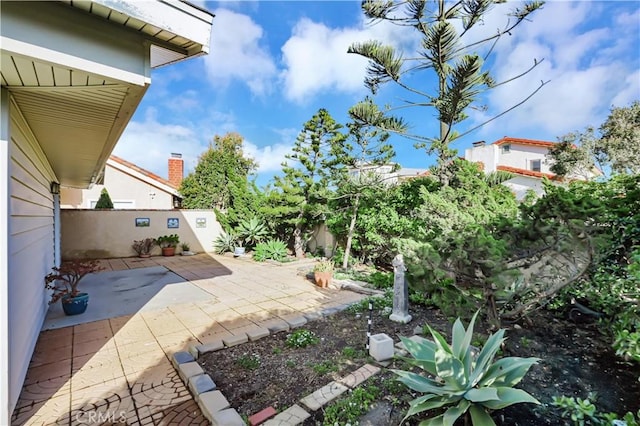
[530,159,541,172]
[501,144,511,153]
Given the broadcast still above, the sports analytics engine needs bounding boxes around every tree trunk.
[342,194,361,269]
[293,221,305,258]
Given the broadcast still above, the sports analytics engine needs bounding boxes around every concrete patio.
[11,253,367,425]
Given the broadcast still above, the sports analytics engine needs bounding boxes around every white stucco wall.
[61,164,174,209]
[497,144,552,173]
[7,98,57,416]
[504,176,547,200]
[61,210,223,259]
[464,144,498,171]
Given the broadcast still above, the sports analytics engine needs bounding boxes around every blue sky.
[113,1,640,187]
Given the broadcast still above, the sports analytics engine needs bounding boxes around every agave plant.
[213,232,237,254]
[235,216,269,248]
[393,311,540,425]
[253,239,288,262]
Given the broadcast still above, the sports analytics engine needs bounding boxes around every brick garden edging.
[170,304,357,425]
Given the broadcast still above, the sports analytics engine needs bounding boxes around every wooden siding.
[7,99,56,415]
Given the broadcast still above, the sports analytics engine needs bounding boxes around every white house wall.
[7,98,57,415]
[504,176,546,200]
[61,165,174,209]
[464,145,498,172]
[498,145,552,173]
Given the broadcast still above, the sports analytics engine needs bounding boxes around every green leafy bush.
[551,393,639,426]
[94,188,114,209]
[613,329,640,363]
[394,312,540,425]
[253,239,288,262]
[285,329,319,348]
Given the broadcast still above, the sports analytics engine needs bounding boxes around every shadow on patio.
[11,253,367,425]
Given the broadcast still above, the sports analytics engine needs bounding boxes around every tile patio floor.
[12,254,367,425]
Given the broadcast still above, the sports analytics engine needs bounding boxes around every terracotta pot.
[162,247,175,256]
[314,271,332,288]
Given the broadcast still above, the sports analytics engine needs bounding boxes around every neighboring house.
[61,153,184,209]
[0,1,213,421]
[348,163,429,184]
[464,137,599,200]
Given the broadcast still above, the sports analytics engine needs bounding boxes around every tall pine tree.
[269,109,346,258]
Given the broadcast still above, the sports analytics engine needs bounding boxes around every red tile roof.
[109,155,178,189]
[492,136,556,148]
[497,165,562,181]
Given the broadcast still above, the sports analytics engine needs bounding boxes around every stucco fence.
[61,209,338,260]
[61,209,224,260]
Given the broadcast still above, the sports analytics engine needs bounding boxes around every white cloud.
[243,141,292,173]
[243,127,297,173]
[280,15,417,103]
[113,107,238,179]
[475,1,640,139]
[202,9,277,96]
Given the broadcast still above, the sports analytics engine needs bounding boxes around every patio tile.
[34,331,72,351]
[70,377,130,407]
[131,371,192,419]
[137,398,208,425]
[121,351,168,376]
[29,345,72,367]
[72,336,116,358]
[11,394,70,426]
[73,319,112,335]
[14,377,71,409]
[219,317,255,331]
[155,331,199,350]
[24,358,71,385]
[71,362,125,391]
[70,394,138,426]
[72,350,121,374]
[126,360,176,391]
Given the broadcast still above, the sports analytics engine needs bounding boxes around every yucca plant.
[393,311,540,425]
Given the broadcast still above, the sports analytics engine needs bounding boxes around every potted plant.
[180,242,195,256]
[44,259,104,315]
[313,259,334,288]
[132,238,156,257]
[156,234,180,256]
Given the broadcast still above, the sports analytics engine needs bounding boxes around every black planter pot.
[61,293,89,316]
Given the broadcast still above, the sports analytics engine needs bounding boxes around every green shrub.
[253,239,288,262]
[551,393,639,426]
[94,188,114,209]
[285,329,319,348]
[394,311,540,425]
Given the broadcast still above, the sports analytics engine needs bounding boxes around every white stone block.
[369,333,394,361]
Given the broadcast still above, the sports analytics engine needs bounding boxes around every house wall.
[464,144,498,171]
[497,145,552,173]
[504,176,546,200]
[61,165,174,209]
[7,98,57,416]
[61,210,223,259]
[1,88,11,425]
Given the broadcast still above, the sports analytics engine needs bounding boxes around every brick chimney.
[168,153,183,188]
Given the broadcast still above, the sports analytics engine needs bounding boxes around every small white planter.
[233,247,245,257]
[181,251,195,256]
